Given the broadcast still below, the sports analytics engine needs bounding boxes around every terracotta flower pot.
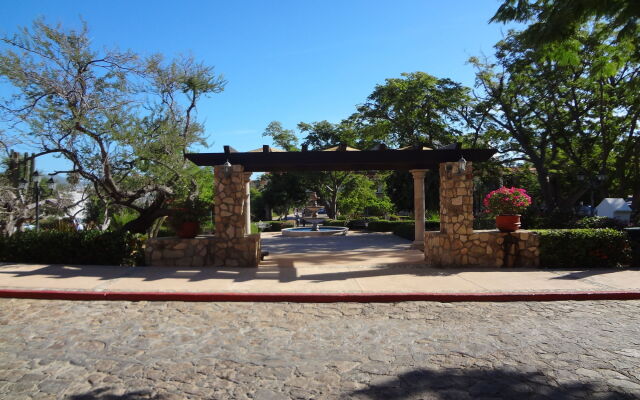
[495,215,521,232]
[176,221,200,238]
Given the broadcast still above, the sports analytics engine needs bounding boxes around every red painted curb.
[0,289,640,302]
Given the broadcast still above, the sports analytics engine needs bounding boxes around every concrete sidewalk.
[0,262,639,300]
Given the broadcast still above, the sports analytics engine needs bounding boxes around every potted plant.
[483,187,532,232]
[168,198,211,238]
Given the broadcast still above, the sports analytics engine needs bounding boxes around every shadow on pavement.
[551,268,638,280]
[350,367,636,399]
[68,387,164,399]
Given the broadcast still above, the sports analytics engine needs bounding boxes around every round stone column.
[410,169,427,250]
[244,172,252,235]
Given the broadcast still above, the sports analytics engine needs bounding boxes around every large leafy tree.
[262,121,299,151]
[491,0,640,64]
[472,25,640,211]
[492,0,639,45]
[0,20,225,233]
[354,72,473,148]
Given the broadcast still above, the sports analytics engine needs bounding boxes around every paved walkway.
[2,299,639,399]
[0,262,639,296]
[0,232,639,298]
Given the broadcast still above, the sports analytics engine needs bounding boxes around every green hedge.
[367,220,413,232]
[0,230,146,266]
[392,223,415,241]
[261,220,295,232]
[323,219,348,227]
[533,229,630,268]
[574,216,627,230]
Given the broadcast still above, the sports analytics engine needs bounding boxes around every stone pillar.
[439,162,474,236]
[214,164,247,240]
[244,172,252,235]
[211,164,261,267]
[410,169,427,249]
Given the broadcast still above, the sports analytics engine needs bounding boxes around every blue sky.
[1,0,518,173]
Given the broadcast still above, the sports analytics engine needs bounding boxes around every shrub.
[574,216,627,230]
[263,220,295,231]
[392,223,415,241]
[0,230,146,266]
[388,215,412,221]
[168,198,212,230]
[474,217,495,230]
[533,229,630,268]
[367,220,410,232]
[322,219,348,227]
[522,210,577,229]
[364,219,439,234]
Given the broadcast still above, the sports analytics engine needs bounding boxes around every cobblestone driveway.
[1,299,639,399]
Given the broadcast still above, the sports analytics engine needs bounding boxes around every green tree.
[261,172,307,218]
[472,25,640,211]
[491,0,639,46]
[0,20,226,233]
[354,72,473,147]
[262,121,299,151]
[491,0,640,66]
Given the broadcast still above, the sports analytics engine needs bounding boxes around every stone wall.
[145,234,261,267]
[424,161,539,268]
[425,230,539,268]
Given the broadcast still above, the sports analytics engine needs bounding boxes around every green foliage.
[385,170,440,214]
[521,210,577,229]
[0,230,146,266]
[262,172,307,218]
[366,220,411,232]
[534,229,631,268]
[491,0,640,60]
[471,24,640,212]
[388,215,413,221]
[263,121,299,151]
[168,198,212,228]
[260,220,295,232]
[473,217,496,230]
[392,223,415,241]
[0,20,226,233]
[384,221,441,240]
[322,219,349,227]
[574,216,627,230]
[366,219,441,233]
[355,72,472,147]
[39,217,77,232]
[250,187,270,222]
[110,210,140,231]
[299,121,359,150]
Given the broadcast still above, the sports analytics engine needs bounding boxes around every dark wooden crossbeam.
[185,147,497,172]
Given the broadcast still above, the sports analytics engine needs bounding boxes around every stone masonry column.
[244,172,252,235]
[410,169,427,250]
[214,164,247,239]
[439,161,474,236]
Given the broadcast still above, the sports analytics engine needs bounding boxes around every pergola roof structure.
[185,143,497,172]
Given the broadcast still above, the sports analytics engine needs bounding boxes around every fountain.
[281,191,348,237]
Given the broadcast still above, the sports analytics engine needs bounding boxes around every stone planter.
[496,215,521,232]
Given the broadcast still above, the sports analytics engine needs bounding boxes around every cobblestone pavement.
[1,299,639,399]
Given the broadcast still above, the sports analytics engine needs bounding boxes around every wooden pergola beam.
[185,147,497,172]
